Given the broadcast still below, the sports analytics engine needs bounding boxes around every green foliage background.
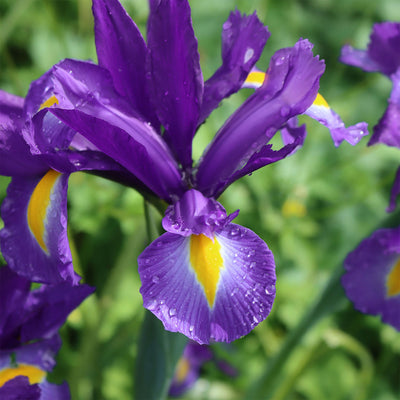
[0,0,399,399]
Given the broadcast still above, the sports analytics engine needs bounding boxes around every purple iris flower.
[0,0,366,343]
[342,227,400,331]
[0,73,152,284]
[168,341,213,397]
[340,22,400,330]
[0,265,94,398]
[340,22,400,211]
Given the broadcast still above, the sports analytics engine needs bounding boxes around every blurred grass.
[1,0,400,399]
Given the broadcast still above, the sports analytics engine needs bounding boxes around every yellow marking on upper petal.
[190,234,224,307]
[313,93,330,108]
[27,169,62,253]
[386,258,400,297]
[244,71,266,87]
[39,95,59,111]
[174,357,190,384]
[0,364,46,387]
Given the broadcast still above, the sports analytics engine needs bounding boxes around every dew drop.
[189,325,194,332]
[152,275,160,284]
[169,308,177,317]
[244,47,254,63]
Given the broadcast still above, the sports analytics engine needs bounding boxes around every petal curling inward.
[138,223,276,344]
[243,70,369,146]
[162,189,239,238]
[342,227,400,331]
[27,169,62,253]
[0,364,46,387]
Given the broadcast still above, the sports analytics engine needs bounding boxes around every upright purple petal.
[196,39,325,198]
[92,0,158,127]
[147,0,203,168]
[367,22,400,76]
[342,227,400,331]
[40,59,185,201]
[198,11,270,125]
[340,22,400,76]
[368,69,400,148]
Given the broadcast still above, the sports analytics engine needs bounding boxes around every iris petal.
[342,227,400,331]
[138,223,276,344]
[0,174,79,284]
[243,70,369,146]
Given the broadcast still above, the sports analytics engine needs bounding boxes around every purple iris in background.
[342,228,400,330]
[0,265,94,398]
[168,340,237,397]
[340,22,400,331]
[0,0,367,344]
[340,21,400,212]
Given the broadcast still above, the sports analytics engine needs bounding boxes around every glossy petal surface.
[93,0,158,127]
[138,223,276,344]
[147,0,203,168]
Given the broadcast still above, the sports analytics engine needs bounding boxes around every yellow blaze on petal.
[245,71,330,110]
[244,70,267,87]
[39,95,59,111]
[386,258,400,297]
[190,234,224,307]
[0,364,46,387]
[174,357,190,384]
[313,93,330,108]
[27,169,62,253]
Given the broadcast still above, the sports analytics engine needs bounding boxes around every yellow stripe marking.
[39,95,59,111]
[27,170,62,253]
[387,258,400,297]
[244,70,266,87]
[244,71,330,109]
[190,234,224,307]
[174,357,190,383]
[0,364,46,387]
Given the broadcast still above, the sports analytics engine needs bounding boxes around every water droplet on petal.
[244,47,254,63]
[152,275,160,283]
[169,308,177,317]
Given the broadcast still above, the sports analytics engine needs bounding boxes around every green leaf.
[134,311,187,400]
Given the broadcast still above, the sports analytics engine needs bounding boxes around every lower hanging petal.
[138,223,276,344]
[342,227,400,331]
[0,171,79,284]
